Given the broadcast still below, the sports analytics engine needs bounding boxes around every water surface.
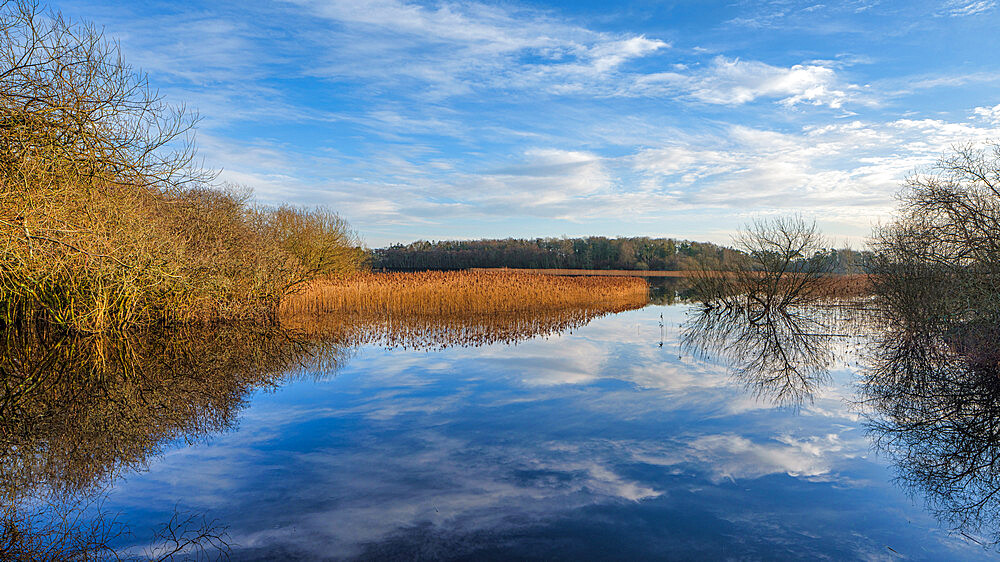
[79,303,994,559]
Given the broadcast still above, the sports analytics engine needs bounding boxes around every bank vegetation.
[0,1,366,333]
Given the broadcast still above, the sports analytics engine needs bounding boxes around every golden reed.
[279,271,650,349]
[280,270,649,316]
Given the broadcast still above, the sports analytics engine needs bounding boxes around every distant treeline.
[372,237,868,273]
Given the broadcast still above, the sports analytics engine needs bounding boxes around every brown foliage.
[0,1,365,332]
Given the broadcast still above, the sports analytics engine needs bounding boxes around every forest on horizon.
[371,236,866,273]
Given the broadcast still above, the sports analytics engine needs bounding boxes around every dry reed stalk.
[469,268,690,277]
[279,270,649,318]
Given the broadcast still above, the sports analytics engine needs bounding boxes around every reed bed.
[281,270,649,317]
[470,268,690,277]
[812,274,873,301]
[279,271,649,349]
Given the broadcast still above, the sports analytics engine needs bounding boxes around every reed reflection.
[281,303,645,350]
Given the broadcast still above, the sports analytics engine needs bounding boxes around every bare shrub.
[0,1,365,331]
[264,205,369,286]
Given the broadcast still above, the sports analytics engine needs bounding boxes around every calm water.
[84,303,991,560]
[5,300,999,559]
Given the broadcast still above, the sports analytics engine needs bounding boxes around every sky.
[49,0,1000,247]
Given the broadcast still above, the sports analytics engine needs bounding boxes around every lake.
[4,298,998,560]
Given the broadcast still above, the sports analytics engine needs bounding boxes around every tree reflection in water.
[683,286,1000,548]
[1,323,351,560]
[861,316,1000,547]
[681,304,849,407]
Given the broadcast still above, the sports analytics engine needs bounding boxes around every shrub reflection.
[861,311,1000,546]
[0,323,350,559]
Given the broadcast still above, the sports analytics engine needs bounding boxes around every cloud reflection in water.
[93,305,986,559]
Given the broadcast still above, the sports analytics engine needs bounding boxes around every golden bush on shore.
[0,2,365,332]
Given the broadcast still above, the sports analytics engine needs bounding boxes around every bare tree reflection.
[861,316,1000,546]
[682,305,847,407]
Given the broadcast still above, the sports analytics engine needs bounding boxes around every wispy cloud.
[284,0,670,98]
[51,0,1000,244]
[946,0,997,16]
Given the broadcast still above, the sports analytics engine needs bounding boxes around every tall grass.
[279,271,650,349]
[281,270,649,316]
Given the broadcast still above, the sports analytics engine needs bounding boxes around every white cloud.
[478,149,611,206]
[973,103,1000,124]
[587,36,670,72]
[284,0,671,97]
[631,57,861,108]
[684,433,845,482]
[630,115,1000,223]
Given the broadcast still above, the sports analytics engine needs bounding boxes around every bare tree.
[870,141,1000,327]
[691,215,833,309]
[0,0,204,192]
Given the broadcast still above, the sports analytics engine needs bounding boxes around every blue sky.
[52,0,1000,247]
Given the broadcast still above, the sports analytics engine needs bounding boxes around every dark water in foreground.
[5,301,1000,559]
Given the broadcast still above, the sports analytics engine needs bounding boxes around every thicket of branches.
[855,142,1000,545]
[0,1,366,332]
[869,142,1000,327]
